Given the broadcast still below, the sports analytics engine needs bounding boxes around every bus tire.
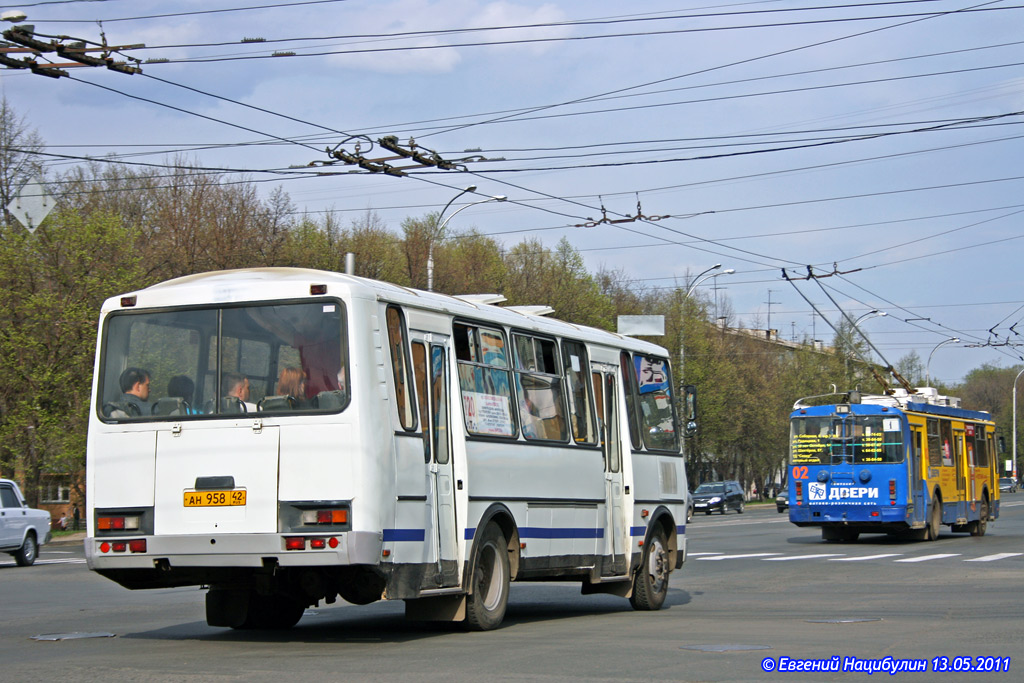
[971,496,988,537]
[241,592,305,630]
[630,527,669,611]
[14,532,37,566]
[926,495,941,541]
[465,523,510,631]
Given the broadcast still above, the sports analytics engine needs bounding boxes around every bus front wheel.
[465,523,510,631]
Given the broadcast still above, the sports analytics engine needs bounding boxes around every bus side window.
[513,334,567,442]
[561,340,596,445]
[386,306,416,431]
[455,322,516,438]
[619,351,642,450]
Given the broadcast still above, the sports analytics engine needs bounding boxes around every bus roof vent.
[506,305,555,317]
[454,294,507,306]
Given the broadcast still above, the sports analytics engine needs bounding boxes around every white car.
[1,479,51,566]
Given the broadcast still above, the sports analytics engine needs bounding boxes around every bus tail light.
[97,515,140,531]
[285,537,306,551]
[889,479,897,504]
[128,539,147,553]
[302,509,347,525]
[795,481,803,506]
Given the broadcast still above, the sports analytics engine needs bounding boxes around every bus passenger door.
[411,334,459,588]
[593,365,627,577]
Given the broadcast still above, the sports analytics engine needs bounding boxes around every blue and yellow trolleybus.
[788,388,999,542]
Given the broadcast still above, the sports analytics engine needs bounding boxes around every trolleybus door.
[411,333,459,587]
[592,364,628,577]
[908,425,924,522]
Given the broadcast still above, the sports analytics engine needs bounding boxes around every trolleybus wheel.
[926,495,941,541]
[465,523,510,631]
[630,527,669,611]
[971,496,988,537]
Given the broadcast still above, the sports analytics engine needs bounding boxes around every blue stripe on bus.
[464,527,604,540]
[382,528,425,542]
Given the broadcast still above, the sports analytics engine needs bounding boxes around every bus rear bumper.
[86,530,382,573]
[790,505,909,526]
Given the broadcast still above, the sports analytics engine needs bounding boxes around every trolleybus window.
[790,415,903,464]
[455,322,515,437]
[927,418,943,467]
[99,301,348,420]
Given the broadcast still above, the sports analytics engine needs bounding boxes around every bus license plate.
[183,490,246,507]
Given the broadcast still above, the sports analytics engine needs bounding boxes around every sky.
[3,0,1024,387]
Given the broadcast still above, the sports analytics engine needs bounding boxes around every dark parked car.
[692,481,744,515]
[776,486,789,513]
[999,477,1018,493]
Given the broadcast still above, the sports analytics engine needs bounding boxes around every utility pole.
[765,289,776,334]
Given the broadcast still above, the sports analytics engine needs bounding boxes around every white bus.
[86,268,691,630]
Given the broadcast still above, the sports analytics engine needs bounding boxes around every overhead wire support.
[320,136,471,177]
[2,24,143,78]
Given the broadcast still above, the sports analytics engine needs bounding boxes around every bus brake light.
[285,537,306,551]
[889,479,896,504]
[302,509,347,525]
[97,515,140,531]
[795,481,803,505]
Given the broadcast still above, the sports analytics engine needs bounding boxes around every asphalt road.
[4,495,1023,682]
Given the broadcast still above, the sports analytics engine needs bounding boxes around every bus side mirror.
[682,384,697,438]
[998,436,1006,454]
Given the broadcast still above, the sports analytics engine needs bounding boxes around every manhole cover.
[805,618,882,624]
[680,644,772,652]
[32,632,116,641]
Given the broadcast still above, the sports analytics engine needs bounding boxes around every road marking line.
[964,553,1023,562]
[35,558,87,565]
[764,554,845,561]
[829,554,903,561]
[697,553,783,561]
[688,552,725,556]
[893,554,961,563]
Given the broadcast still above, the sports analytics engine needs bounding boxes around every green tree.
[0,209,144,504]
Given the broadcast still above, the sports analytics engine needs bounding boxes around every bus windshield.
[98,300,348,420]
[790,414,903,465]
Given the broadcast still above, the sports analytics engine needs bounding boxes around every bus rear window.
[790,415,903,465]
[99,300,348,420]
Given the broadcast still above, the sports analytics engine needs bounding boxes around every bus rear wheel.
[465,523,510,631]
[971,497,988,537]
[630,527,669,611]
[926,495,941,541]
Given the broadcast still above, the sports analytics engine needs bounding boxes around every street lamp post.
[427,186,507,291]
[1013,367,1024,482]
[925,337,960,388]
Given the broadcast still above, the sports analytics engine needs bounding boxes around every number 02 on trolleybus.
[85,268,692,630]
[788,388,999,542]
